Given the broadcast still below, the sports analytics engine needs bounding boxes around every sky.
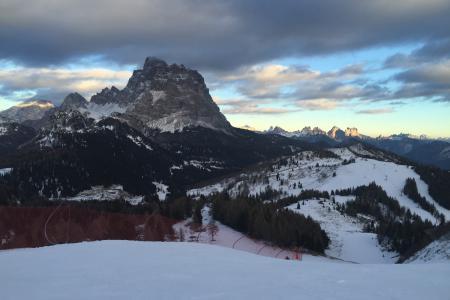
[1,0,450,137]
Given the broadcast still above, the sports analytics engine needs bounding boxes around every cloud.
[1,0,450,70]
[215,97,297,115]
[356,108,395,114]
[216,62,374,103]
[221,64,319,99]
[296,99,340,110]
[392,59,450,101]
[0,66,131,104]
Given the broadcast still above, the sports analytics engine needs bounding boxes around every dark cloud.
[392,60,450,102]
[384,38,450,68]
[1,0,450,70]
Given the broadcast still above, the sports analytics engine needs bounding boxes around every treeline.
[413,165,450,210]
[336,182,435,255]
[0,175,198,222]
[273,190,330,209]
[211,193,329,253]
[403,178,444,222]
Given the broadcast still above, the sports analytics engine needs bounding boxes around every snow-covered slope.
[406,232,450,264]
[288,200,397,263]
[173,206,337,263]
[189,147,450,222]
[1,241,449,300]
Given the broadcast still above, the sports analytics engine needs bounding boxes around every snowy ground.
[1,241,449,300]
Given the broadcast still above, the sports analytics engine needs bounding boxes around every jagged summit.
[344,127,360,137]
[143,56,169,70]
[327,126,345,140]
[85,57,232,133]
[60,93,88,110]
[297,126,326,136]
[265,125,362,141]
[266,126,289,135]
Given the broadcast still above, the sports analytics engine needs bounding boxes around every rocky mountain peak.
[327,126,345,140]
[89,57,231,133]
[266,126,288,135]
[345,127,359,137]
[143,56,169,70]
[60,93,88,110]
[298,126,326,136]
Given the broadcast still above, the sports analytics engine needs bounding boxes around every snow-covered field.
[1,241,449,300]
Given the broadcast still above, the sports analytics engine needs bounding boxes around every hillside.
[189,145,450,262]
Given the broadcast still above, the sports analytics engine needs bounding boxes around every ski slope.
[1,241,449,300]
[287,200,397,263]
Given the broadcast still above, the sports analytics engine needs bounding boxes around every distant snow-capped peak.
[0,100,55,123]
[266,125,361,140]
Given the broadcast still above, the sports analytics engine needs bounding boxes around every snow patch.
[0,168,12,175]
[81,102,127,120]
[126,134,153,150]
[153,182,170,201]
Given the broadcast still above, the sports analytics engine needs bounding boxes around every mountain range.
[265,125,450,170]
